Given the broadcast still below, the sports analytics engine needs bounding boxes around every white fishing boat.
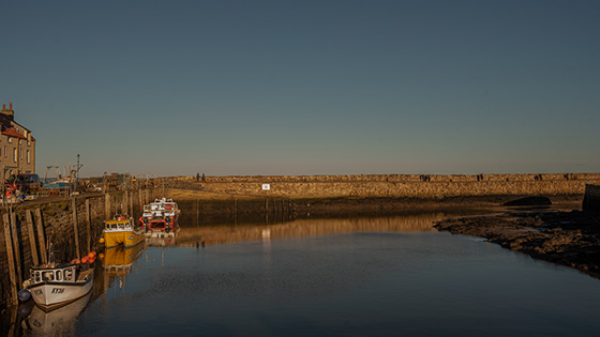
[140,198,181,234]
[21,291,92,335]
[23,263,93,311]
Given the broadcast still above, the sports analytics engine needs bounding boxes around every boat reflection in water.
[21,291,92,336]
[102,244,145,290]
[145,230,179,247]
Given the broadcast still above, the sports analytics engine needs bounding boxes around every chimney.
[1,102,15,121]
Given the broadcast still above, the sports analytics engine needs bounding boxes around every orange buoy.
[98,253,104,259]
[88,252,95,259]
[99,237,105,244]
[81,256,89,263]
[71,259,80,264]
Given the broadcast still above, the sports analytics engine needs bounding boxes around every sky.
[1,0,599,178]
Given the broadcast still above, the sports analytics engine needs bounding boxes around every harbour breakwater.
[165,173,600,200]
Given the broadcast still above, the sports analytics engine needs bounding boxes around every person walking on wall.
[196,172,200,182]
[202,173,206,182]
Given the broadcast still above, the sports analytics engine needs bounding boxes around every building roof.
[1,120,35,141]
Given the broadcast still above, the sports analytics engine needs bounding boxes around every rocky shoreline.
[435,209,600,279]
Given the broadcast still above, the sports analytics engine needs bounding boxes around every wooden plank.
[85,199,91,253]
[26,210,39,266]
[3,214,18,306]
[72,198,81,259]
[34,208,47,264]
[10,212,23,287]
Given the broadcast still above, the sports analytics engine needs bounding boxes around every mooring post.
[139,188,144,216]
[25,210,39,266]
[9,212,23,287]
[138,188,141,214]
[72,197,81,259]
[3,213,18,306]
[105,192,111,219]
[123,190,129,215]
[85,199,91,253]
[34,208,47,264]
[129,190,134,217]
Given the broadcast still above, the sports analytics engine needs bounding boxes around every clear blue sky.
[2,0,599,178]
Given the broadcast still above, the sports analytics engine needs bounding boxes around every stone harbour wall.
[166,173,600,199]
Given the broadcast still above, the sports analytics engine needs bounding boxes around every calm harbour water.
[12,208,600,336]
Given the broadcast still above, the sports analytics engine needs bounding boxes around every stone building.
[0,102,36,180]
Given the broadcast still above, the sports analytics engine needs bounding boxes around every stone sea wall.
[166,173,600,199]
[583,184,600,212]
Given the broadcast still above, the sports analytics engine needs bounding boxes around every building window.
[13,149,17,163]
[8,137,11,143]
[27,150,30,164]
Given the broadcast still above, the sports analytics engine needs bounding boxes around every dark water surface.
[13,208,600,336]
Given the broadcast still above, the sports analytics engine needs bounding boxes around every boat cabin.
[143,198,179,218]
[105,218,136,230]
[30,264,78,285]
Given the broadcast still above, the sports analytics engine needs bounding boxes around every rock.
[435,210,600,279]
[504,196,552,206]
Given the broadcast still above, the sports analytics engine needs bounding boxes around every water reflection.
[78,214,600,336]
[176,211,467,247]
[19,291,92,336]
[145,231,179,247]
[5,204,597,337]
[101,244,145,291]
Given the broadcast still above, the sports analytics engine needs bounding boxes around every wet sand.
[435,209,600,278]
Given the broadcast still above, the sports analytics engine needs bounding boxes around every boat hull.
[103,229,145,248]
[24,291,92,334]
[28,275,93,311]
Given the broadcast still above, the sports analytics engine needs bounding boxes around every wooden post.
[72,198,81,259]
[123,190,128,215]
[139,188,144,215]
[35,208,47,264]
[129,190,134,217]
[9,212,23,287]
[26,210,39,266]
[7,306,18,337]
[85,199,91,253]
[105,193,111,219]
[3,214,18,306]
